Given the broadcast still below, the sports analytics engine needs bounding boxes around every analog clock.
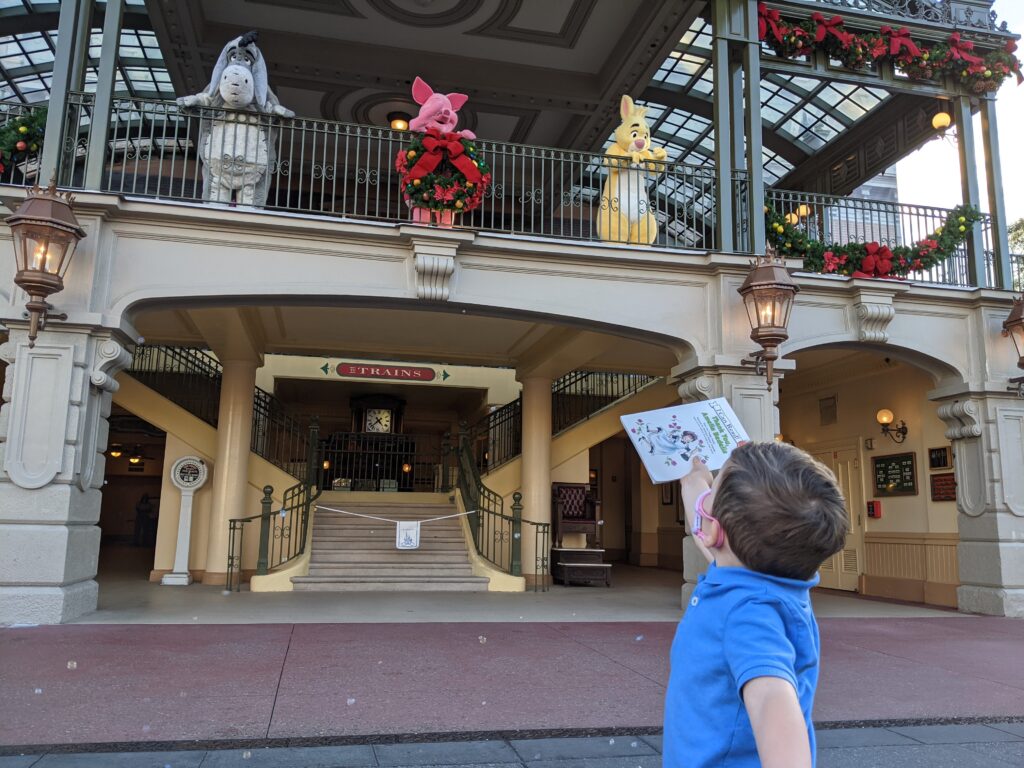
[365,408,393,433]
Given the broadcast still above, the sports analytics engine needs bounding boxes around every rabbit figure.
[596,95,666,245]
[408,76,476,139]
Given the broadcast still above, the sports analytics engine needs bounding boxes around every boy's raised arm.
[742,676,812,768]
[679,457,714,563]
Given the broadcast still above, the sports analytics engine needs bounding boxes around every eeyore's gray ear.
[206,36,241,96]
[251,49,268,109]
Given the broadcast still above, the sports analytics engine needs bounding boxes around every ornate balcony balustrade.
[1,93,1016,290]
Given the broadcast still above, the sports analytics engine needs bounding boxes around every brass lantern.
[1004,296,1024,393]
[5,182,85,347]
[738,243,800,386]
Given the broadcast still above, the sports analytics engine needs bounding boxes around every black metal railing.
[127,345,222,426]
[765,188,998,287]
[56,92,718,250]
[227,422,322,591]
[319,431,449,493]
[454,431,519,576]
[468,370,658,472]
[551,371,656,434]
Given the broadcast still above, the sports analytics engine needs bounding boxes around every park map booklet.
[620,398,749,484]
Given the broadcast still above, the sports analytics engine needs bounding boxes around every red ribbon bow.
[757,3,784,43]
[407,129,482,184]
[947,32,984,66]
[811,12,850,46]
[880,26,920,58]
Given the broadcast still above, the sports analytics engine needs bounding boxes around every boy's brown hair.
[713,442,848,581]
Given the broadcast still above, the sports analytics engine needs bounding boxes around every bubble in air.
[609,738,616,745]
[142,725,151,733]
[347,697,356,706]
[33,688,42,694]
[242,751,252,759]
[635,635,644,642]
[478,635,487,644]
[66,660,77,670]
[481,700,487,705]
[192,616,198,621]
[631,741,639,748]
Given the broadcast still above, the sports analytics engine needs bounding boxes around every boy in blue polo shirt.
[664,442,848,768]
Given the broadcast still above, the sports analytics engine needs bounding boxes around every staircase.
[291,499,489,592]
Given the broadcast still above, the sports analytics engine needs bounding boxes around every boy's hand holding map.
[620,397,749,483]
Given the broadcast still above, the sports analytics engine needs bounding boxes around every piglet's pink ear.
[446,92,469,111]
[411,76,433,105]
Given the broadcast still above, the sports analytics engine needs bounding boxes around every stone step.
[292,576,489,592]
[307,565,475,577]
[310,551,472,563]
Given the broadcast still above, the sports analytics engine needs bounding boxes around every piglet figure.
[408,76,476,139]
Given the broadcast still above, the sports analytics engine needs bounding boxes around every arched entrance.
[780,345,964,607]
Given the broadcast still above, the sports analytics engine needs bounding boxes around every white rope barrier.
[315,504,478,525]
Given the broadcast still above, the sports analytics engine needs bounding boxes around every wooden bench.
[552,547,612,587]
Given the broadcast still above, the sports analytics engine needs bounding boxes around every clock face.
[365,408,393,433]
[170,456,208,490]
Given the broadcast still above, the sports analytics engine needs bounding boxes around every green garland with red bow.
[765,203,982,279]
[758,3,1022,94]
[0,107,46,175]
[395,129,492,214]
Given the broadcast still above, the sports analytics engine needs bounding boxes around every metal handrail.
[469,370,658,472]
[765,188,997,287]
[454,432,520,576]
[54,91,719,251]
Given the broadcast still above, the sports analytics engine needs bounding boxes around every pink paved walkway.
[2,617,1022,747]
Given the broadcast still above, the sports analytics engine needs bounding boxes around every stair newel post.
[306,417,321,489]
[511,491,523,577]
[256,485,273,576]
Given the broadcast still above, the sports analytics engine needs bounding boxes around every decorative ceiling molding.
[365,0,484,28]
[468,0,597,49]
[244,0,364,16]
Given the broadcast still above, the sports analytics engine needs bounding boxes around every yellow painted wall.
[780,360,957,535]
[779,357,959,606]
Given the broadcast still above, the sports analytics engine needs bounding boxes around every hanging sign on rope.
[316,505,477,552]
[396,520,421,549]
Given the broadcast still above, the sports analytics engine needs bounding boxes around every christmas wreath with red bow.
[757,3,1022,94]
[765,202,982,279]
[0,107,46,175]
[395,129,492,214]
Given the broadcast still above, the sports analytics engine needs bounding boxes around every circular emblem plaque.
[170,456,208,491]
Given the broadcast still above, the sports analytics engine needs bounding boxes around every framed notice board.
[872,452,918,497]
[930,472,957,502]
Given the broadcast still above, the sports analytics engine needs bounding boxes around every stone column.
[937,396,1024,617]
[675,367,779,607]
[0,328,131,624]
[202,358,258,585]
[519,375,552,588]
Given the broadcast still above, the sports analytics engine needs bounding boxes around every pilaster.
[0,327,132,624]
[937,394,1024,616]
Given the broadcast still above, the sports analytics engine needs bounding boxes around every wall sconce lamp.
[738,243,800,388]
[932,109,952,132]
[322,459,331,471]
[876,409,908,443]
[1003,296,1024,395]
[401,462,412,474]
[388,111,411,131]
[4,182,86,347]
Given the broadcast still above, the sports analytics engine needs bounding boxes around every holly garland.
[0,107,46,175]
[758,4,1023,95]
[395,129,492,214]
[765,203,983,279]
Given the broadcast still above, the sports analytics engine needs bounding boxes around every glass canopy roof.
[618,16,892,186]
[0,0,172,103]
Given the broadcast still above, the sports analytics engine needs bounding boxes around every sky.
[896,1,1024,225]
